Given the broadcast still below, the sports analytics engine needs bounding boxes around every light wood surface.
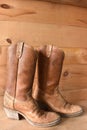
[60,65,87,90]
[0,21,87,48]
[0,0,87,27]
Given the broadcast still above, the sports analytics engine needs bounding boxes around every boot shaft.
[6,42,37,101]
[38,45,64,94]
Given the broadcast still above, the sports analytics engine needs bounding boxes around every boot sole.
[4,107,61,127]
[59,109,84,118]
[37,100,84,118]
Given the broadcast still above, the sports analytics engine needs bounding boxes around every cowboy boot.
[3,42,61,127]
[33,45,83,117]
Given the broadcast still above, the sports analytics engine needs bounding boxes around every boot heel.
[4,108,20,120]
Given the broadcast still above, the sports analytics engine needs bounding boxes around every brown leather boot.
[4,42,61,127]
[33,45,83,117]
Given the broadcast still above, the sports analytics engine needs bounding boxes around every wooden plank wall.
[0,0,87,102]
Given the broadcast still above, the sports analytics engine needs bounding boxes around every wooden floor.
[0,96,87,130]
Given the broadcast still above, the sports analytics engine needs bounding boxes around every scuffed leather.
[33,45,83,115]
[38,45,64,94]
[4,91,59,123]
[4,43,60,124]
[6,44,18,97]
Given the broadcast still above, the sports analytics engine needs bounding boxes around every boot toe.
[29,112,61,127]
[64,105,84,117]
[71,105,83,114]
[48,112,60,121]
[44,112,61,126]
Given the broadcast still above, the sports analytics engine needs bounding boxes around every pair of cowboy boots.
[4,42,83,127]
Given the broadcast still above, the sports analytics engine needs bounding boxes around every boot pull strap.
[16,42,24,59]
[47,44,53,57]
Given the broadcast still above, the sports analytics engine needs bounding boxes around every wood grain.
[60,65,87,90]
[0,45,8,66]
[0,21,87,48]
[0,0,87,27]
[62,88,87,102]
[63,48,87,65]
[37,0,87,8]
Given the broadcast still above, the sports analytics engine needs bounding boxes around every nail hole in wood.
[6,38,12,44]
[63,71,69,77]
